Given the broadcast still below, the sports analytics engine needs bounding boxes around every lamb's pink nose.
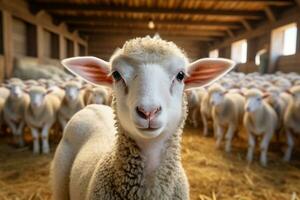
[136,106,161,120]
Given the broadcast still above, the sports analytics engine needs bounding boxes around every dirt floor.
[0,127,300,200]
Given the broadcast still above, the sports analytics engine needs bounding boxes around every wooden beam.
[57,16,241,29]
[241,19,252,31]
[296,0,300,7]
[210,6,300,50]
[31,3,265,19]
[226,29,235,38]
[264,6,276,22]
[191,0,293,6]
[71,25,225,37]
[81,32,216,42]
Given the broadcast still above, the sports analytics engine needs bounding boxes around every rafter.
[56,16,241,29]
[30,3,265,19]
[72,24,226,37]
[83,32,216,42]
[193,0,293,6]
[241,19,252,31]
[226,29,235,38]
[264,6,276,22]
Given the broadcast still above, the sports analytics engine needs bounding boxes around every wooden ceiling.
[28,0,297,44]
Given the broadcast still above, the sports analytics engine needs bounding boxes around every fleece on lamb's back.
[51,36,235,200]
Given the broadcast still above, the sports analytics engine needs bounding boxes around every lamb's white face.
[9,84,23,99]
[62,40,235,142]
[65,85,81,102]
[111,58,186,139]
[245,95,263,113]
[28,90,46,108]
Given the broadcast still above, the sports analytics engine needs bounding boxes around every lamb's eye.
[112,71,122,82]
[176,71,185,82]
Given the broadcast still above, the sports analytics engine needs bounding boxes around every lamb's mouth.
[137,127,160,132]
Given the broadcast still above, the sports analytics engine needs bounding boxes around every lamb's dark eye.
[112,71,122,82]
[176,71,185,82]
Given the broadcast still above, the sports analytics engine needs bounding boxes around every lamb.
[283,85,300,162]
[186,89,199,128]
[200,88,213,136]
[86,86,109,105]
[209,84,245,152]
[51,36,235,200]
[243,89,278,166]
[58,81,85,130]
[3,81,29,147]
[24,86,61,154]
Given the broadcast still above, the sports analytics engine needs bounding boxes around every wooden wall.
[0,0,88,81]
[211,6,300,74]
[87,34,209,62]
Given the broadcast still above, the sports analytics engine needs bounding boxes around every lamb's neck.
[30,102,45,117]
[114,128,181,180]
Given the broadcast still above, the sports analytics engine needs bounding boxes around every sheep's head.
[61,81,82,103]
[209,84,226,106]
[245,89,268,113]
[6,81,24,99]
[62,37,234,140]
[91,87,108,104]
[25,86,51,108]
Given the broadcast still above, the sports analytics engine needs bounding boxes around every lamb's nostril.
[136,106,162,120]
[136,107,148,119]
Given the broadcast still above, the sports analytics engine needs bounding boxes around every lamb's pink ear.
[184,58,235,89]
[61,56,112,87]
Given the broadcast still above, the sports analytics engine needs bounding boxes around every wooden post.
[3,10,13,78]
[297,21,300,53]
[74,41,79,56]
[37,25,44,64]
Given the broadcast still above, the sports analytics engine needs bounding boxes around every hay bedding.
[0,127,300,200]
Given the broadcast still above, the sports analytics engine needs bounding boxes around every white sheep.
[58,81,85,130]
[186,89,200,128]
[24,86,61,154]
[243,89,278,166]
[283,85,300,162]
[51,36,235,199]
[200,88,213,136]
[209,84,245,152]
[86,86,109,105]
[3,81,29,147]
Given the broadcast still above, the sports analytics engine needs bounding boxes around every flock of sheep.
[0,70,299,167]
[186,71,300,166]
[0,76,111,154]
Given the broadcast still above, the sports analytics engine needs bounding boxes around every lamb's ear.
[62,56,112,87]
[184,58,235,90]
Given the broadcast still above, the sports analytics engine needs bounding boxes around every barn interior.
[0,0,300,199]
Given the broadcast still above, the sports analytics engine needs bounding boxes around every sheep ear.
[62,56,112,87]
[184,58,235,90]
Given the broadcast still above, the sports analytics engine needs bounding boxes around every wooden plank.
[3,10,13,78]
[191,0,293,6]
[264,6,276,22]
[210,6,300,50]
[226,29,235,38]
[241,19,252,31]
[83,32,216,42]
[31,3,265,19]
[57,16,241,29]
[74,25,226,37]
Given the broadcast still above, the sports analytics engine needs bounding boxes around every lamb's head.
[209,84,226,107]
[62,81,82,103]
[91,87,108,104]
[62,36,234,140]
[245,89,268,113]
[25,86,51,108]
[6,81,24,99]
